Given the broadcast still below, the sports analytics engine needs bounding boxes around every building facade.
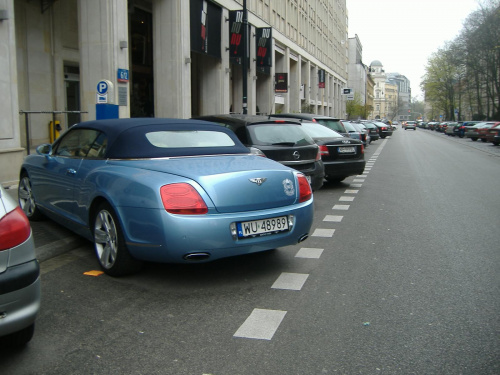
[347,35,366,105]
[0,0,349,185]
[386,72,411,121]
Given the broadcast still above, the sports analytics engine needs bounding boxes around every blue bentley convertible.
[18,118,314,276]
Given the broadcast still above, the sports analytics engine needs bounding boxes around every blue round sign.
[97,81,109,94]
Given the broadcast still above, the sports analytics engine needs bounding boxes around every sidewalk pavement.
[4,185,87,263]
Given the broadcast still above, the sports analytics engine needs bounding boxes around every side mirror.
[36,144,52,155]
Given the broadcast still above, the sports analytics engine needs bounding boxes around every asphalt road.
[2,128,499,374]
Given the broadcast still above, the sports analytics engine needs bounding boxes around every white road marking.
[323,215,343,222]
[353,179,365,182]
[350,183,363,188]
[234,308,287,340]
[333,204,350,210]
[344,189,359,194]
[339,196,355,202]
[295,247,324,258]
[272,272,309,290]
[311,228,335,237]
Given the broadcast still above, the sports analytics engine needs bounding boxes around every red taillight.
[0,206,31,251]
[381,127,387,131]
[297,173,312,202]
[318,145,329,157]
[160,183,208,215]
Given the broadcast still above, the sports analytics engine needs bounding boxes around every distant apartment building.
[347,35,366,105]
[386,72,411,121]
[369,60,411,122]
[0,0,349,185]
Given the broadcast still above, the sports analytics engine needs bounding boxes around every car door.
[35,128,101,222]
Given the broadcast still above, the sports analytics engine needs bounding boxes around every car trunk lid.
[108,155,301,213]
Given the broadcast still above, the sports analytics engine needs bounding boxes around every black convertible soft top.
[71,118,250,158]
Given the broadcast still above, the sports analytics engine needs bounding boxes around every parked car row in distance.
[416,120,500,145]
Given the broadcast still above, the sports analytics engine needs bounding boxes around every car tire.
[18,173,44,221]
[481,138,487,142]
[93,202,142,276]
[471,138,477,141]
[493,142,499,146]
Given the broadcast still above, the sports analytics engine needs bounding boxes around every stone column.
[0,0,24,184]
[78,0,129,120]
[153,0,191,118]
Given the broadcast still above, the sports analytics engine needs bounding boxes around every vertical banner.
[256,27,272,67]
[190,0,222,59]
[229,10,244,64]
[275,73,288,93]
[318,69,325,88]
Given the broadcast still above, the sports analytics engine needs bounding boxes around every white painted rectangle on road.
[333,204,350,210]
[312,228,335,237]
[295,247,324,258]
[344,189,359,194]
[339,196,355,202]
[323,215,343,222]
[234,308,287,340]
[272,272,309,290]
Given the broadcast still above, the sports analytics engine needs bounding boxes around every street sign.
[342,88,352,95]
[96,80,114,104]
[117,69,129,83]
[97,80,109,94]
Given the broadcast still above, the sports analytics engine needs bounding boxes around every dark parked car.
[360,121,380,142]
[196,114,324,190]
[369,121,393,138]
[0,185,40,346]
[341,121,365,143]
[274,113,349,137]
[299,122,365,183]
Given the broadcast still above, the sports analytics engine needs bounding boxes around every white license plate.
[338,146,355,153]
[237,216,289,238]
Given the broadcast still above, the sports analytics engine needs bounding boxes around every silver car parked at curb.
[0,185,41,347]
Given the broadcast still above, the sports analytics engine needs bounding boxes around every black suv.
[195,114,324,190]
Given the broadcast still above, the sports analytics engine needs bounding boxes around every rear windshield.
[247,124,315,146]
[342,122,357,132]
[315,119,346,133]
[301,122,343,138]
[145,130,235,148]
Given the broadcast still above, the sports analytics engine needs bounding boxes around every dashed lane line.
[272,273,309,290]
[233,308,287,340]
[295,247,324,258]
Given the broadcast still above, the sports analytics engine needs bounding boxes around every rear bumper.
[380,130,393,137]
[0,260,41,337]
[323,159,365,178]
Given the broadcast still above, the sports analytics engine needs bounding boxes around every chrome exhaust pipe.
[183,252,211,261]
[298,234,308,243]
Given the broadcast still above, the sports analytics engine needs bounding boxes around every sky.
[346,0,484,100]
